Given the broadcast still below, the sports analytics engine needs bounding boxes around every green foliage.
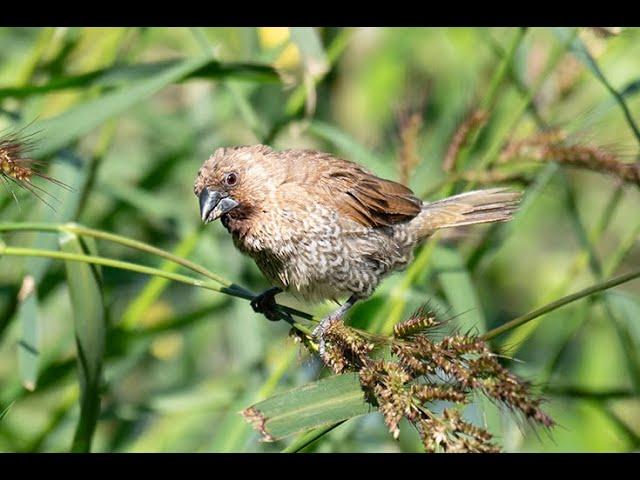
[244,373,371,441]
[59,232,106,452]
[0,27,639,453]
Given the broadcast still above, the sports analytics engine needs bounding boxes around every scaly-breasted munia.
[194,145,521,356]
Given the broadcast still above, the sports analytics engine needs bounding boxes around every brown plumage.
[194,145,521,358]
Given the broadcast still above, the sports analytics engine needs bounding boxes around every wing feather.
[290,151,423,228]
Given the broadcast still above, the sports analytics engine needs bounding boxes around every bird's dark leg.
[251,287,285,322]
[313,295,360,359]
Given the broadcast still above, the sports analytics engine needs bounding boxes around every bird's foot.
[250,287,285,322]
[313,312,344,361]
[312,295,360,365]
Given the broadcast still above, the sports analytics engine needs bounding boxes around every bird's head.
[194,145,278,228]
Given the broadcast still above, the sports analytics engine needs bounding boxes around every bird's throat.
[222,213,252,241]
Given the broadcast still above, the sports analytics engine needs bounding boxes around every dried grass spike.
[501,128,640,187]
[0,126,72,210]
[443,109,489,172]
[397,111,424,185]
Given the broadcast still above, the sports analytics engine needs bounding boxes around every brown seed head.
[0,128,71,208]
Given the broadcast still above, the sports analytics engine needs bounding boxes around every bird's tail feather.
[416,188,522,238]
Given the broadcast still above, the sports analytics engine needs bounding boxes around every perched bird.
[194,145,521,357]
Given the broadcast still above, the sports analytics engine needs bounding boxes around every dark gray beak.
[199,188,239,224]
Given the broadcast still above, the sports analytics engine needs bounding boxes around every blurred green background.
[0,27,639,452]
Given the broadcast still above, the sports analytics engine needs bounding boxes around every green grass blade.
[16,276,40,391]
[572,77,640,134]
[7,155,88,392]
[486,268,640,342]
[471,28,576,174]
[119,228,203,330]
[24,386,78,453]
[553,27,640,144]
[282,421,346,453]
[375,238,438,334]
[3,32,127,357]
[481,28,527,112]
[0,59,279,100]
[289,27,329,116]
[147,377,241,414]
[452,28,527,174]
[284,28,352,117]
[432,245,486,334]
[243,373,372,442]
[7,155,93,381]
[605,292,640,391]
[0,401,13,422]
[59,232,107,453]
[308,120,387,175]
[24,56,212,158]
[290,28,329,76]
[207,344,298,452]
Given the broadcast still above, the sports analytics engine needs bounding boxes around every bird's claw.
[313,313,343,360]
[251,288,283,322]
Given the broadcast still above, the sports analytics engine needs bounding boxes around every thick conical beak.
[199,188,239,224]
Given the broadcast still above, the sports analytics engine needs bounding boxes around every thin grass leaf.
[207,344,298,452]
[432,246,486,333]
[375,238,438,334]
[468,163,559,271]
[97,178,181,223]
[0,401,13,422]
[308,121,387,174]
[574,77,640,134]
[282,421,346,453]
[284,28,352,118]
[207,379,263,452]
[23,56,213,158]
[24,386,78,453]
[605,292,640,391]
[289,28,329,116]
[148,377,242,414]
[481,28,527,112]
[11,28,56,87]
[189,28,272,141]
[595,402,640,448]
[59,232,106,453]
[470,28,577,174]
[243,373,371,442]
[119,228,203,330]
[545,386,639,400]
[6,152,97,396]
[16,275,39,391]
[508,175,640,388]
[553,27,640,145]
[289,28,329,78]
[0,59,280,100]
[486,268,640,342]
[453,28,527,174]
[3,33,126,370]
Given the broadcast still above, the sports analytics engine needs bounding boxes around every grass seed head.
[443,108,489,173]
[299,303,555,452]
[0,127,72,209]
[501,129,640,187]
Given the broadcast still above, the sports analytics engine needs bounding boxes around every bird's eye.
[224,172,238,187]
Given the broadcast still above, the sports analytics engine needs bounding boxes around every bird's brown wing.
[303,153,423,228]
